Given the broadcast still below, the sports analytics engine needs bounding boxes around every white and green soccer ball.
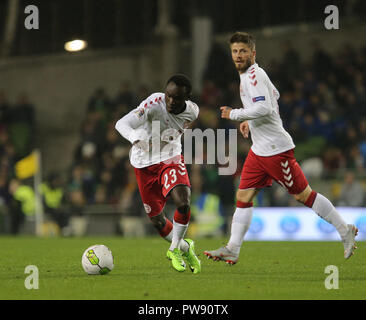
[82,244,114,275]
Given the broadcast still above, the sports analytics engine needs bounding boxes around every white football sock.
[312,193,348,238]
[169,221,189,251]
[164,230,189,252]
[227,206,253,254]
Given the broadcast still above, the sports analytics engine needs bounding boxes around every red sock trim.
[158,218,173,237]
[173,209,191,225]
[236,201,253,208]
[304,191,317,208]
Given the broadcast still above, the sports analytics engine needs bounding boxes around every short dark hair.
[166,74,192,96]
[230,32,256,50]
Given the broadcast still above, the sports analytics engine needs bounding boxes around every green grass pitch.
[1,236,365,300]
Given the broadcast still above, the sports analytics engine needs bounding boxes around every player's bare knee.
[150,215,165,230]
[293,193,305,203]
[177,203,190,215]
[171,186,191,212]
[293,186,312,204]
[236,190,247,202]
[236,189,258,203]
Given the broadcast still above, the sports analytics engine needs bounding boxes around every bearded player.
[204,32,358,265]
[115,74,201,273]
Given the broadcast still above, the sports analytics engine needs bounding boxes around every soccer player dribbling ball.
[204,32,358,265]
[115,74,201,273]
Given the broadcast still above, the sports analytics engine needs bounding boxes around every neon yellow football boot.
[182,239,201,274]
[166,248,186,272]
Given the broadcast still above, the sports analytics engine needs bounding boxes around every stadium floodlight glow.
[64,39,87,52]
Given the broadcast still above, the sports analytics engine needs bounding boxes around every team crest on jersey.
[135,108,145,118]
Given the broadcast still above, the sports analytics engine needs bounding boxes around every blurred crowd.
[0,92,36,233]
[270,40,366,176]
[1,40,366,235]
[66,83,147,214]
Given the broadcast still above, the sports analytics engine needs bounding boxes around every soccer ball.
[81,244,114,275]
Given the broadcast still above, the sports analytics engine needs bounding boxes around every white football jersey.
[230,63,295,156]
[115,92,199,168]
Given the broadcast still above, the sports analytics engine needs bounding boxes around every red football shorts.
[134,155,191,217]
[239,149,309,195]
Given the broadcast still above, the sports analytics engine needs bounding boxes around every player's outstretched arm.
[229,100,272,121]
[220,106,249,138]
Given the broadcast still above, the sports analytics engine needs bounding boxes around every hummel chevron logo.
[281,161,288,168]
[249,74,256,80]
[280,160,293,188]
[251,80,258,86]
[285,181,294,187]
[278,180,285,188]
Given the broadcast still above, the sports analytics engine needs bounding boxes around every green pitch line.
[0,236,365,300]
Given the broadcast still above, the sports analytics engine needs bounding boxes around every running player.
[204,32,358,265]
[115,74,201,273]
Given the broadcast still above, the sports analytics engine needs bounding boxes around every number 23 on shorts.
[162,163,188,194]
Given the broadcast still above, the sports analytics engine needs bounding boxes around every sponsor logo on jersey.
[252,96,265,102]
[135,108,145,118]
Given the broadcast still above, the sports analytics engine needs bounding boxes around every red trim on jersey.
[158,218,173,237]
[304,191,317,208]
[236,201,253,208]
[174,209,191,225]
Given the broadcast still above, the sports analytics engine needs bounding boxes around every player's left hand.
[240,121,250,138]
[220,106,232,119]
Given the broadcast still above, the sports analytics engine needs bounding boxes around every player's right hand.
[220,106,232,119]
[240,121,249,138]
